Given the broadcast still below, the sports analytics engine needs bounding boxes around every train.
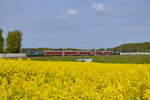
[26,51,120,57]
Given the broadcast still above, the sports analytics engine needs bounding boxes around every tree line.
[0,28,22,53]
[22,48,88,52]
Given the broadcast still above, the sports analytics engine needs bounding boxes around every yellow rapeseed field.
[0,58,150,100]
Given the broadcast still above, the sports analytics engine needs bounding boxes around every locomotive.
[26,51,120,57]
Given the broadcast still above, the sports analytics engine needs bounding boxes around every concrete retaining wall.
[0,53,26,58]
[120,52,150,55]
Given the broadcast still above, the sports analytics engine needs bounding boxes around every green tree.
[0,29,4,53]
[97,48,106,51]
[6,30,22,53]
[107,48,113,51]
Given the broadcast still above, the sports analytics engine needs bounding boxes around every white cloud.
[56,9,78,20]
[67,9,78,16]
[87,0,112,13]
[92,3,112,13]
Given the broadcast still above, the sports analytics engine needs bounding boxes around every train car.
[44,51,90,56]
[26,51,34,57]
[113,51,120,55]
[26,51,44,57]
[64,51,80,56]
[77,51,90,56]
[44,51,63,56]
[99,51,114,55]
[89,51,114,55]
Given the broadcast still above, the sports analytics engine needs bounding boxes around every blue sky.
[0,0,150,49]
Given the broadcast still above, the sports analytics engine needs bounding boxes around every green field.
[28,55,150,64]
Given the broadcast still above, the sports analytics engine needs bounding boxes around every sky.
[0,0,150,49]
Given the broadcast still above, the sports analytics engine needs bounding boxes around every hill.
[113,42,150,52]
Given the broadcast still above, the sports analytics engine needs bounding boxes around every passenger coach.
[26,51,120,57]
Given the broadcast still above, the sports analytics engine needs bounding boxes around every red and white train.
[26,51,120,57]
[44,51,115,56]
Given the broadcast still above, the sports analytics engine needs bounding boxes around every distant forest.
[22,42,150,53]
